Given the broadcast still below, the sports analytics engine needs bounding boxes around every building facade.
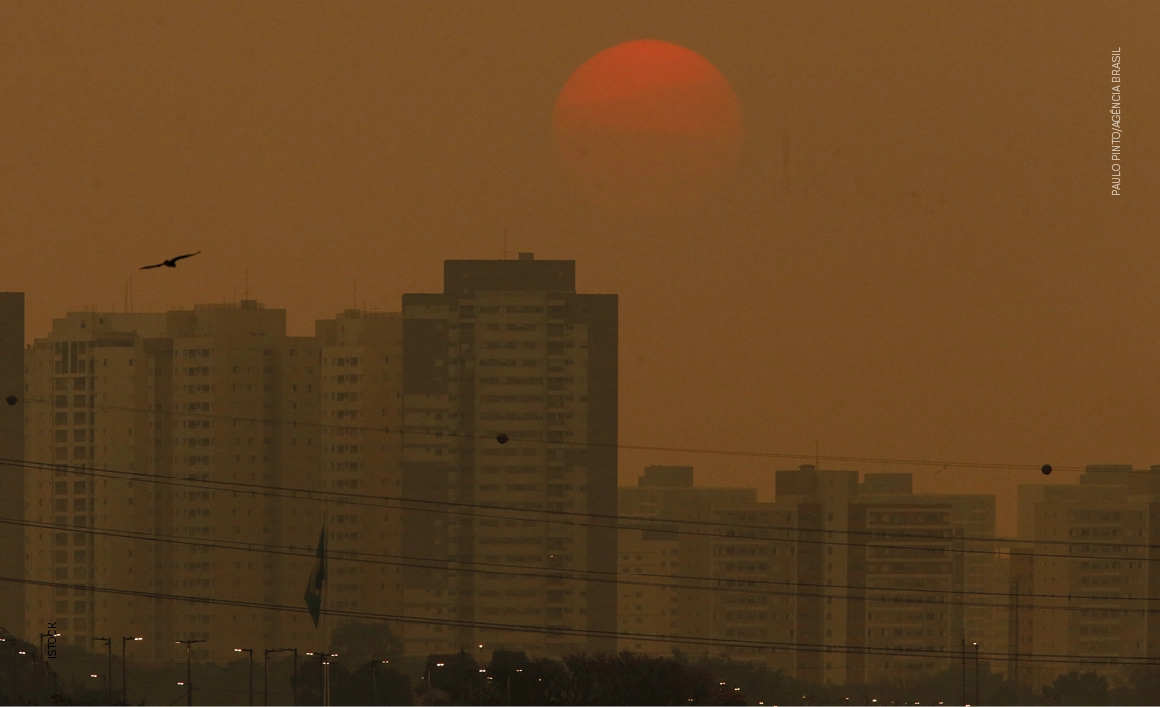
[614,465,998,686]
[1009,469,1159,690]
[315,309,405,638]
[22,304,326,661]
[399,254,618,656]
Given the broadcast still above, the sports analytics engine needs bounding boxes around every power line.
[17,395,1132,475]
[6,513,1154,615]
[6,454,1159,567]
[1,573,1153,669]
[13,396,1155,552]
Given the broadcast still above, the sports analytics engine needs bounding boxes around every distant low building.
[1009,466,1160,690]
[616,463,999,687]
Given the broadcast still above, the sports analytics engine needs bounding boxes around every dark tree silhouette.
[328,620,405,668]
[1042,670,1110,706]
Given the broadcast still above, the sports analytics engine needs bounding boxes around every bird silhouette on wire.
[140,251,201,270]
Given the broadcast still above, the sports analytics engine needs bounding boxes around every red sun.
[553,40,743,215]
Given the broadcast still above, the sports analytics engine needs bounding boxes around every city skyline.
[1,2,1158,703]
[2,2,1157,541]
[8,279,1160,702]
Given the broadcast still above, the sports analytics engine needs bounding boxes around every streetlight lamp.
[235,648,255,706]
[508,668,524,706]
[122,636,143,704]
[92,638,111,704]
[176,639,207,706]
[90,671,106,699]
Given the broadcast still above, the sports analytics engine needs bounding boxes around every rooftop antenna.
[504,229,508,260]
[815,439,819,470]
[353,279,357,310]
[244,270,250,300]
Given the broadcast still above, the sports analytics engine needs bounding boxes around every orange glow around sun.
[553,40,744,215]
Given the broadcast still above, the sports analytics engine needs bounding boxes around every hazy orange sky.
[2,1,1157,534]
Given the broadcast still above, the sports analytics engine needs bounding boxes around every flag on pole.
[304,524,327,627]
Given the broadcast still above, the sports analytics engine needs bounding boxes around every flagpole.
[321,503,329,707]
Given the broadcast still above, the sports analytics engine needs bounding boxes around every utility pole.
[176,639,207,706]
[92,638,111,704]
[235,648,254,706]
[266,648,298,706]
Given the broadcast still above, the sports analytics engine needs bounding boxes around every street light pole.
[121,637,143,704]
[0,638,12,702]
[235,648,254,706]
[176,639,207,706]
[0,638,14,703]
[961,638,967,706]
[426,661,444,705]
[92,638,111,704]
[369,659,389,704]
[973,642,981,706]
[263,648,297,706]
[307,652,336,707]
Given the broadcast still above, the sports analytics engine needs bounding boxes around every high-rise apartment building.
[400,254,617,657]
[617,459,988,682]
[23,303,325,660]
[854,479,998,682]
[315,309,405,635]
[23,311,169,650]
[164,302,322,660]
[1010,469,1159,689]
[617,466,760,655]
[777,466,991,685]
[0,293,25,638]
[615,465,993,685]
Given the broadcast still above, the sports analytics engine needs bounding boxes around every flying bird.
[140,251,201,270]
